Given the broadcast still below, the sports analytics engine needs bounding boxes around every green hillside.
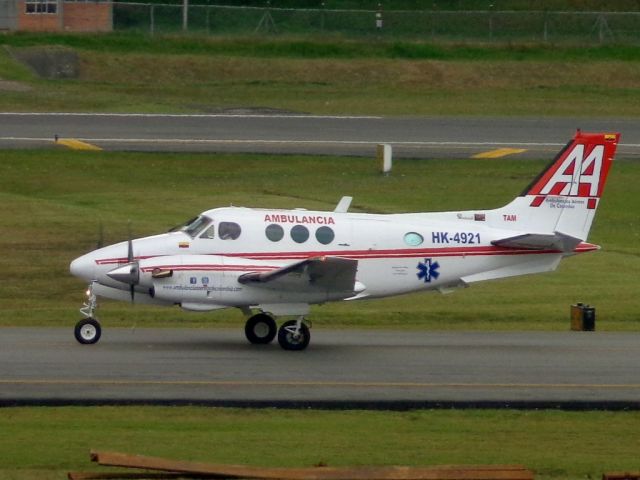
[2,35,640,116]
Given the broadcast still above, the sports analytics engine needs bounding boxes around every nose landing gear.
[74,282,102,345]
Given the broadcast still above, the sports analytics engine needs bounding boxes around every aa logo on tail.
[526,132,618,204]
[539,144,604,197]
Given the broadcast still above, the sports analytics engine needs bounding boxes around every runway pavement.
[1,327,639,408]
[2,113,640,158]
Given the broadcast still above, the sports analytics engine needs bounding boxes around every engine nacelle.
[139,254,292,307]
[139,254,352,308]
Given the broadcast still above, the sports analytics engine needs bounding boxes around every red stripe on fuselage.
[98,242,598,267]
[140,265,278,273]
[220,245,562,259]
[96,255,160,265]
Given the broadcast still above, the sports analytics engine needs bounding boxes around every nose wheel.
[74,317,102,344]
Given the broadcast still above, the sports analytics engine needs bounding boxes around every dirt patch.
[0,79,31,92]
[186,105,304,115]
[7,45,79,79]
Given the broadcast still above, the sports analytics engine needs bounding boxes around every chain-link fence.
[112,3,640,43]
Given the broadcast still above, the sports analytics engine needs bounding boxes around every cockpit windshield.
[179,215,212,238]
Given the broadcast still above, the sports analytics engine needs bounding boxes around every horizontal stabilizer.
[492,231,583,253]
[238,256,360,293]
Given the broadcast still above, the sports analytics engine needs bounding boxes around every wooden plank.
[603,474,640,480]
[68,473,216,480]
[90,451,534,480]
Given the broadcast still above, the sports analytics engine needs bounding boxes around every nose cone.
[70,253,96,281]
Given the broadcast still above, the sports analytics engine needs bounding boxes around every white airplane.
[70,130,619,350]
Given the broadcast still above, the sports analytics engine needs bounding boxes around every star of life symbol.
[417,258,440,283]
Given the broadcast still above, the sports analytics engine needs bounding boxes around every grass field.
[1,148,638,330]
[0,407,639,480]
[3,35,640,115]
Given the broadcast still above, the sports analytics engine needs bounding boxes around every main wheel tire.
[245,313,277,345]
[277,320,310,351]
[74,318,102,345]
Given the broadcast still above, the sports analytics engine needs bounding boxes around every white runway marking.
[0,136,570,147]
[0,112,383,120]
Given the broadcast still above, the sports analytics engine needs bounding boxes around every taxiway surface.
[1,328,638,407]
[2,113,640,158]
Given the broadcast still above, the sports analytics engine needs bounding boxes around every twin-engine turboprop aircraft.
[70,131,619,350]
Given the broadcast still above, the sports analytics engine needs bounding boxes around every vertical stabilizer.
[494,131,619,245]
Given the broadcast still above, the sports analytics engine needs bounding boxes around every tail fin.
[493,130,619,251]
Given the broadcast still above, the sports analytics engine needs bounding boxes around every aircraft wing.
[491,231,583,253]
[238,256,359,293]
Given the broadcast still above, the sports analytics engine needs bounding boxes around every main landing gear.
[244,313,277,344]
[244,313,311,351]
[74,283,102,345]
[278,318,310,351]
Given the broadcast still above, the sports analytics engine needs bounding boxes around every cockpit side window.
[180,215,212,238]
[200,224,216,239]
[218,222,241,240]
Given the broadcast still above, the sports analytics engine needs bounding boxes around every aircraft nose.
[70,254,96,281]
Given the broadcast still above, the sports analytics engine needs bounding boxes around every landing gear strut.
[277,317,310,351]
[74,283,102,345]
[244,313,277,344]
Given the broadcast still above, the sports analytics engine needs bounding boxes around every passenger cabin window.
[404,232,424,246]
[219,222,241,240]
[290,225,309,243]
[315,226,335,245]
[265,224,284,242]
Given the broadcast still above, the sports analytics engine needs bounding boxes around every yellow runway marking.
[56,138,102,151]
[2,379,639,390]
[473,148,527,159]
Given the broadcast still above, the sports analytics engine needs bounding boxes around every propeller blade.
[127,261,138,304]
[130,262,139,284]
[127,220,134,261]
[126,221,137,303]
